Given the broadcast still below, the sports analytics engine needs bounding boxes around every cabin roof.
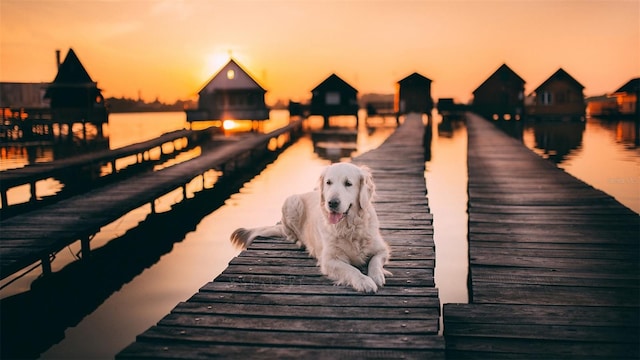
[612,77,640,94]
[473,63,525,95]
[534,68,584,92]
[398,72,432,85]
[311,73,358,94]
[50,48,95,85]
[199,59,266,94]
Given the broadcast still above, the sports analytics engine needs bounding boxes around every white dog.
[230,162,391,293]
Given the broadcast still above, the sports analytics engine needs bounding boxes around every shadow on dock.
[0,149,280,359]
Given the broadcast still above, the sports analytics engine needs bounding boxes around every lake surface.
[0,110,637,359]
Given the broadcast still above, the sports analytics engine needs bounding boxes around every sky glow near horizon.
[1,0,638,104]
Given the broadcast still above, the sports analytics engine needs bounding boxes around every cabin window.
[227,69,235,80]
[556,91,565,104]
[540,91,552,105]
[325,92,340,105]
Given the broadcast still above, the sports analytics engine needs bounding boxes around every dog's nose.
[328,199,340,210]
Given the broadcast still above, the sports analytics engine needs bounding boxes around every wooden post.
[30,181,37,203]
[150,199,156,214]
[1,190,7,209]
[41,255,52,276]
[81,236,91,259]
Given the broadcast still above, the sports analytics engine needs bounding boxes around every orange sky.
[1,0,638,105]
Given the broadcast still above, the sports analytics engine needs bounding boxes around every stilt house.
[472,63,525,121]
[310,74,359,128]
[187,59,268,122]
[44,48,107,125]
[610,77,639,117]
[528,68,586,121]
[396,72,433,115]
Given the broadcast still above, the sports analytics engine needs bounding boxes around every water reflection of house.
[610,77,639,117]
[472,63,525,121]
[310,74,359,129]
[186,59,269,125]
[396,72,433,116]
[45,48,108,127]
[528,121,585,164]
[527,68,585,121]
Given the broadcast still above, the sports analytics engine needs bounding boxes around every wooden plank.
[444,113,640,359]
[117,114,443,358]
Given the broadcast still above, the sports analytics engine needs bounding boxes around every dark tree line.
[105,97,196,113]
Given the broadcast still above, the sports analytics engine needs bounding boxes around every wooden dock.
[116,114,445,359]
[0,121,302,281]
[1,128,210,211]
[443,113,639,359]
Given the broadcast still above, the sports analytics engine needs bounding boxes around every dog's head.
[318,162,375,225]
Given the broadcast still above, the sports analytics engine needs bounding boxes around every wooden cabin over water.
[472,63,525,121]
[527,68,586,121]
[310,73,359,129]
[186,59,269,126]
[45,48,108,129]
[396,72,434,116]
[610,77,639,118]
[586,78,639,119]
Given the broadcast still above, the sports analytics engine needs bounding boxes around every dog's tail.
[230,224,286,249]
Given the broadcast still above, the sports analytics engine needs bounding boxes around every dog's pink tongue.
[328,211,344,225]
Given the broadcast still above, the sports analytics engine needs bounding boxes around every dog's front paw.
[368,267,392,287]
[352,275,378,293]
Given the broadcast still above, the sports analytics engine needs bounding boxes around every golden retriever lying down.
[231,162,391,293]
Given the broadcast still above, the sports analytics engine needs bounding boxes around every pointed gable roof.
[398,72,432,85]
[200,58,266,94]
[311,73,358,93]
[51,48,95,85]
[473,63,525,94]
[534,68,584,92]
[612,77,640,94]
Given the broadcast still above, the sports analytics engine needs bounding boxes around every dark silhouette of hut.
[396,72,433,117]
[528,68,586,121]
[44,48,107,130]
[310,74,359,129]
[187,59,268,126]
[472,63,525,121]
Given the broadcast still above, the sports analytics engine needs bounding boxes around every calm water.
[0,111,637,359]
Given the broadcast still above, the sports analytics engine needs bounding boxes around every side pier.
[1,128,210,213]
[444,113,639,359]
[116,114,445,359]
[0,121,302,281]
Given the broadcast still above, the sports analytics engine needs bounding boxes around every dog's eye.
[326,180,333,186]
[344,180,352,187]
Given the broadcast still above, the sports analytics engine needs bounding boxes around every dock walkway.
[443,113,639,359]
[0,121,302,281]
[116,114,445,359]
[1,128,208,209]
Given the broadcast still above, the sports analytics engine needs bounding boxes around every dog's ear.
[318,166,328,206]
[358,165,375,209]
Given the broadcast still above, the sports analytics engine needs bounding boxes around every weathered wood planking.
[0,121,302,280]
[116,114,445,359]
[443,113,640,359]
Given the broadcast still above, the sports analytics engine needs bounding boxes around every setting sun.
[202,51,231,82]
